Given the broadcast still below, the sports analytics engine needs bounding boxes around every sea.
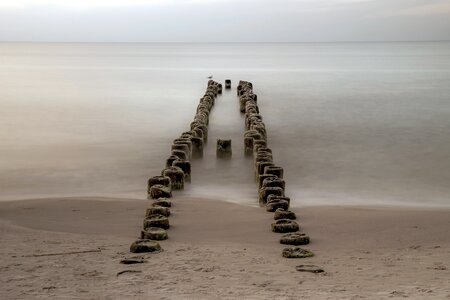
[1,42,449,207]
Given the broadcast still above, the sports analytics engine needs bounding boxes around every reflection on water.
[1,42,450,207]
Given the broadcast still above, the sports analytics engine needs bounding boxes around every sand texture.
[0,197,449,299]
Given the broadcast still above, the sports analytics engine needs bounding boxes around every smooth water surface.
[1,42,449,207]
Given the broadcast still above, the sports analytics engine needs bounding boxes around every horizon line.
[1,40,449,44]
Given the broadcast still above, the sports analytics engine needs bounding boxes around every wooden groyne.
[238,80,313,258]
[130,80,221,253]
[130,79,312,260]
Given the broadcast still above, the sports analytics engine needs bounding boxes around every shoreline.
[2,194,450,210]
[1,196,449,299]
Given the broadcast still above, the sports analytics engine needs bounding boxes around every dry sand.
[0,196,449,299]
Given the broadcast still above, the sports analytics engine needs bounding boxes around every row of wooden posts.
[130,80,222,253]
[129,79,313,259]
[238,81,313,258]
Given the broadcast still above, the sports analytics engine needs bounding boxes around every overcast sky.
[0,0,449,42]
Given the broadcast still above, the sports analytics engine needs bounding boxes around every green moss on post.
[267,195,290,205]
[162,166,185,190]
[147,176,171,195]
[130,239,161,253]
[271,219,299,233]
[264,166,284,179]
[171,149,187,161]
[166,155,179,168]
[256,161,274,179]
[266,199,289,212]
[258,174,277,189]
[171,144,190,159]
[282,247,314,258]
[172,159,191,182]
[174,139,192,157]
[149,184,172,199]
[152,199,171,207]
[274,208,296,220]
[280,233,310,246]
[262,177,285,189]
[258,187,284,204]
[140,227,168,241]
[143,214,170,229]
[253,140,267,155]
[146,206,170,217]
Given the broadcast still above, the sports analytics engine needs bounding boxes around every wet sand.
[1,197,449,299]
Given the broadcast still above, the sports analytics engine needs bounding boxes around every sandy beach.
[0,196,449,299]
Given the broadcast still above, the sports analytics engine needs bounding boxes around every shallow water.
[1,42,449,207]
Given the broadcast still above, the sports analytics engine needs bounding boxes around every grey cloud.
[0,0,448,42]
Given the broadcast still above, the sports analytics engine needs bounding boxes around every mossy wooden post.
[266,199,289,212]
[162,166,185,190]
[217,139,232,158]
[192,127,204,143]
[252,124,266,141]
[146,206,170,217]
[149,184,172,199]
[244,130,262,156]
[258,174,277,189]
[190,136,203,158]
[279,233,310,246]
[171,144,190,159]
[147,175,171,195]
[171,149,187,161]
[282,247,314,258]
[253,139,267,155]
[143,214,170,229]
[256,161,274,180]
[174,138,192,156]
[258,186,284,205]
[268,195,291,204]
[262,177,285,190]
[130,240,161,253]
[271,220,300,233]
[181,131,197,139]
[148,176,171,187]
[255,151,273,163]
[141,227,168,241]
[152,198,172,207]
[172,159,191,182]
[274,209,297,220]
[166,155,179,168]
[146,206,171,217]
[244,137,254,156]
[264,166,284,179]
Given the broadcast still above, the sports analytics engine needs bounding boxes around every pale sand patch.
[0,197,449,299]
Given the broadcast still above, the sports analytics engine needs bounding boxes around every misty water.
[1,42,449,207]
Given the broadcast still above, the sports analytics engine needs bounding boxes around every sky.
[0,0,449,42]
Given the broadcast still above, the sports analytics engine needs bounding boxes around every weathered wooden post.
[190,136,204,158]
[162,166,185,190]
[172,159,191,182]
[264,166,284,179]
[258,186,284,204]
[147,175,171,192]
[171,149,187,161]
[217,139,232,158]
[149,184,172,199]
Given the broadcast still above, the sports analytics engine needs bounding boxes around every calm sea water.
[1,42,449,207]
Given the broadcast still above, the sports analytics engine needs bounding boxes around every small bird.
[207,75,213,79]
